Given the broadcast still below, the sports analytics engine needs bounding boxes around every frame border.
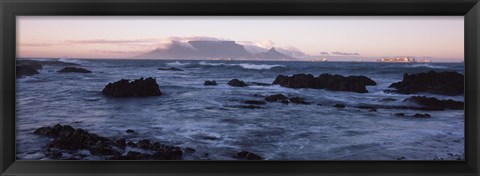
[1,0,479,175]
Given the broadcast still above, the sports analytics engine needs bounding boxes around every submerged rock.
[244,100,266,105]
[16,60,43,70]
[234,151,262,160]
[413,113,431,118]
[389,70,464,95]
[404,96,464,110]
[204,80,217,86]
[228,79,247,87]
[289,97,310,104]
[102,77,162,97]
[333,104,346,108]
[34,124,184,160]
[57,67,92,73]
[265,94,289,104]
[272,73,376,93]
[16,65,39,77]
[157,67,183,71]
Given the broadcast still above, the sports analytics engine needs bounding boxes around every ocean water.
[16,59,465,160]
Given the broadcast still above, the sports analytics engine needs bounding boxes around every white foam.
[198,61,285,70]
[406,64,447,69]
[58,58,90,65]
[166,61,191,67]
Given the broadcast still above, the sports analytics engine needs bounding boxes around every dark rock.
[381,98,397,102]
[102,77,162,97]
[228,105,263,109]
[234,151,262,160]
[126,129,135,133]
[244,100,266,105]
[16,60,43,70]
[389,70,464,95]
[115,138,126,149]
[347,76,377,86]
[158,67,183,71]
[289,97,310,104]
[48,149,63,159]
[228,79,247,87]
[34,124,183,160]
[413,113,431,118]
[57,67,92,73]
[272,74,315,88]
[272,73,375,93]
[16,65,39,77]
[394,113,405,117]
[247,82,271,86]
[201,136,219,140]
[204,80,217,86]
[333,104,346,108]
[265,94,289,104]
[185,148,196,153]
[404,96,464,110]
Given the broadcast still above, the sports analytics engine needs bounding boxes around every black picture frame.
[1,0,479,175]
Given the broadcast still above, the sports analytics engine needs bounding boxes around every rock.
[333,104,346,108]
[243,100,266,105]
[394,113,405,117]
[381,98,397,102]
[289,97,310,104]
[16,65,39,77]
[34,124,183,160]
[413,113,431,118]
[126,129,135,133]
[404,96,464,110]
[272,74,315,88]
[247,82,271,86]
[16,60,43,70]
[356,105,377,111]
[47,149,63,159]
[234,151,262,160]
[228,79,247,87]
[115,138,126,149]
[272,73,375,93]
[204,80,217,86]
[389,71,464,95]
[158,67,183,71]
[265,94,289,104]
[184,148,196,153]
[102,77,162,97]
[227,105,263,109]
[57,67,92,73]
[315,73,373,93]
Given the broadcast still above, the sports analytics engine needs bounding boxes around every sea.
[16,59,465,160]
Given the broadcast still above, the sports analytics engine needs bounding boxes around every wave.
[166,61,191,67]
[405,64,448,69]
[198,61,285,70]
[58,58,90,65]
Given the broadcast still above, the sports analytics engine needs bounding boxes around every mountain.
[133,40,297,61]
[254,47,296,61]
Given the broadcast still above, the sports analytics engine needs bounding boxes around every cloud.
[20,43,55,47]
[92,49,147,54]
[331,51,360,56]
[67,39,158,44]
[276,46,307,58]
[320,51,329,55]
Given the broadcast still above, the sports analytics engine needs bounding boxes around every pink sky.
[17,16,464,62]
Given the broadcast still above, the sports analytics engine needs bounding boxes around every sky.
[17,16,464,62]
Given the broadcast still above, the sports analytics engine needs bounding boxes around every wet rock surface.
[204,80,217,86]
[388,70,464,95]
[16,65,40,77]
[34,124,184,160]
[57,67,92,73]
[233,151,263,160]
[404,96,464,110]
[158,67,183,71]
[102,77,162,97]
[228,79,248,87]
[265,94,289,104]
[272,73,376,93]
